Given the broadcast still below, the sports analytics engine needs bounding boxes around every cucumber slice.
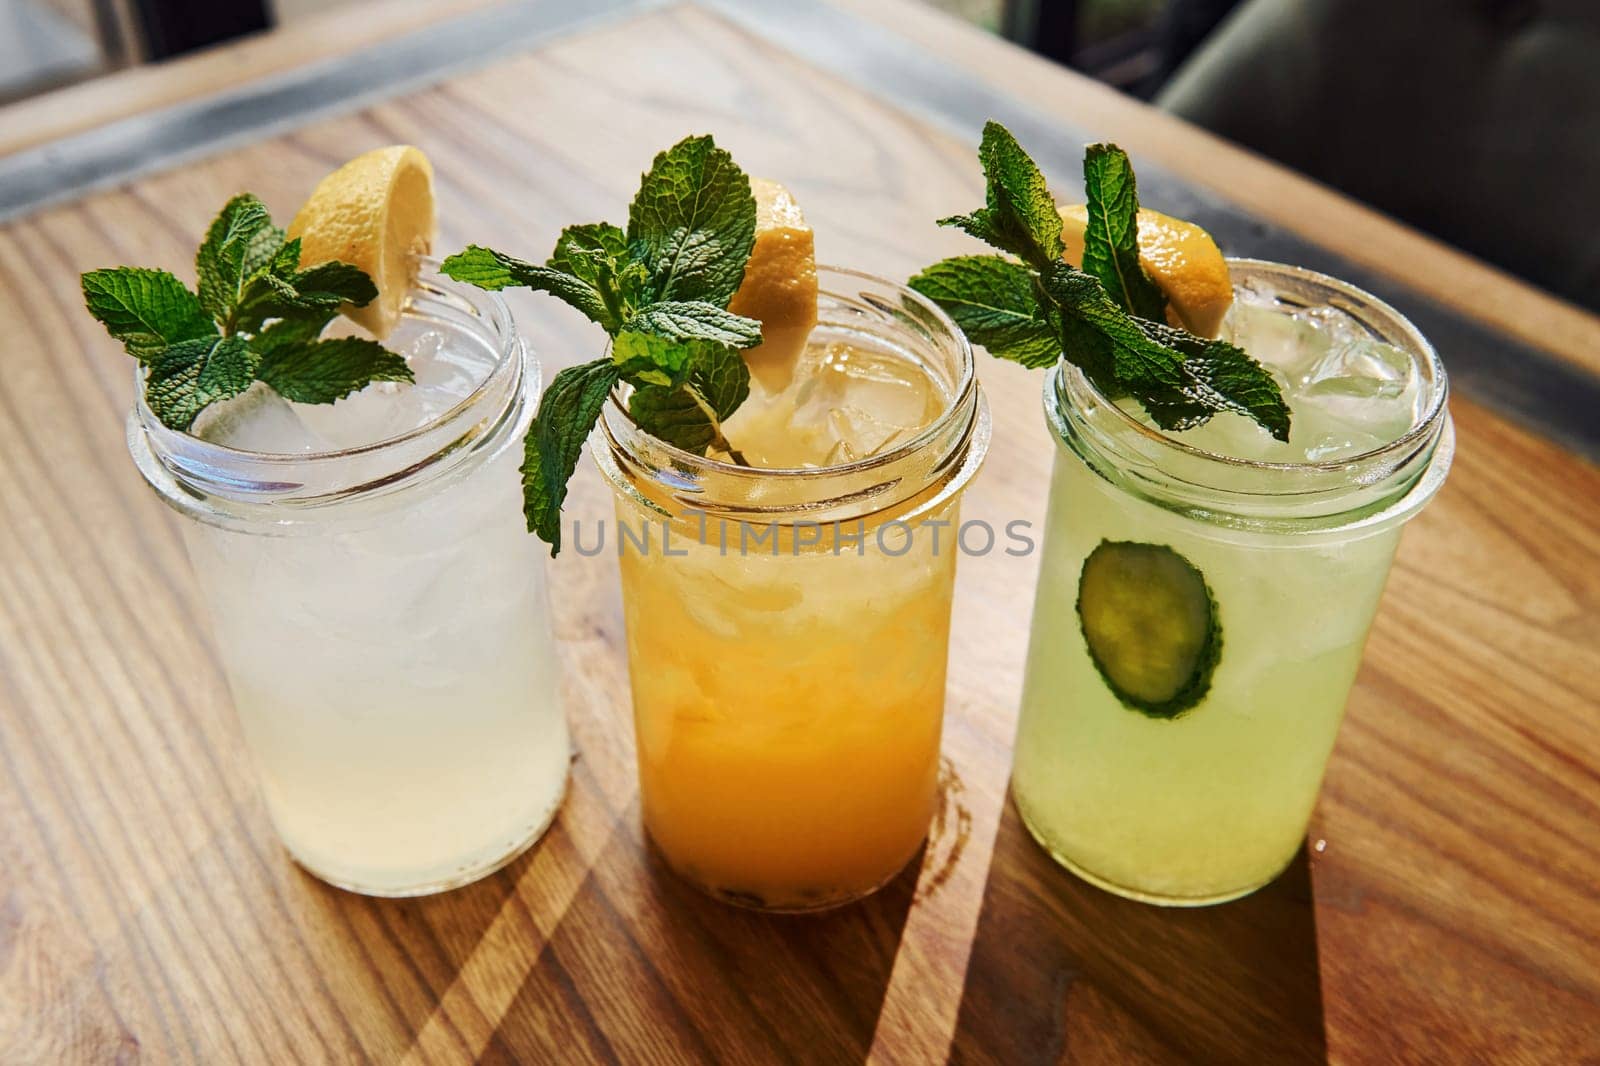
[1075,540,1220,719]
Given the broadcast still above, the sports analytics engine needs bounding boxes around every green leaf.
[626,134,756,307]
[81,268,217,364]
[1041,264,1291,439]
[255,337,414,404]
[234,259,378,334]
[627,344,750,455]
[548,222,648,326]
[1137,318,1290,441]
[1042,265,1184,391]
[241,224,288,279]
[291,262,379,307]
[441,245,617,330]
[549,222,629,285]
[1082,143,1166,321]
[252,310,337,354]
[924,126,1292,441]
[683,343,750,423]
[611,331,699,388]
[622,301,763,349]
[523,358,619,554]
[196,194,275,322]
[909,255,1060,369]
[938,121,1064,270]
[145,334,259,430]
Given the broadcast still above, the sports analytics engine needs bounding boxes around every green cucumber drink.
[912,123,1454,905]
[1012,259,1453,904]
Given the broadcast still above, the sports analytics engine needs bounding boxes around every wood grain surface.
[0,0,514,156]
[1,3,1597,1063]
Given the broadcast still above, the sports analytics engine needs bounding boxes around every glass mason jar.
[1011,259,1454,906]
[127,266,569,897]
[594,266,991,912]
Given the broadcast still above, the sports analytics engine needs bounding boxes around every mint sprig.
[939,121,1065,267]
[441,134,764,555]
[1082,143,1167,322]
[904,255,1060,370]
[910,121,1290,441]
[82,193,412,431]
[522,359,620,548]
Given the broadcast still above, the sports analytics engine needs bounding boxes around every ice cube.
[1302,339,1416,399]
[403,326,495,405]
[1221,301,1333,379]
[288,323,498,450]
[289,380,427,450]
[724,340,945,467]
[1293,339,1421,445]
[1176,410,1282,460]
[195,382,331,453]
[793,343,941,459]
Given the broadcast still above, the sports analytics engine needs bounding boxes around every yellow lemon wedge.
[1057,203,1232,338]
[728,177,818,392]
[287,145,435,339]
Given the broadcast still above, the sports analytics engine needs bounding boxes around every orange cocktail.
[596,269,988,910]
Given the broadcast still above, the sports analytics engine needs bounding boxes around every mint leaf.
[241,224,288,279]
[550,223,629,285]
[1041,264,1290,440]
[1137,318,1290,441]
[441,245,616,329]
[145,334,259,430]
[938,120,1064,270]
[256,338,414,404]
[84,190,410,432]
[81,268,216,364]
[548,223,647,326]
[1041,265,1186,394]
[628,343,750,455]
[622,301,762,349]
[1082,144,1166,321]
[550,219,624,270]
[441,134,765,549]
[196,194,275,322]
[681,343,750,423]
[626,134,756,306]
[290,261,379,307]
[523,358,619,554]
[234,257,378,334]
[926,124,1292,441]
[909,255,1060,369]
[611,331,698,388]
[253,310,337,354]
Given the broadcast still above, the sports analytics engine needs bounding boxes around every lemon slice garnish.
[1057,203,1232,338]
[728,177,818,392]
[287,145,435,339]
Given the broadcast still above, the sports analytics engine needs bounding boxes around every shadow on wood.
[949,794,1327,1065]
[480,803,916,1062]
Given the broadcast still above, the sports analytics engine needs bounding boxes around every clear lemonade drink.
[130,270,569,896]
[101,148,569,896]
[1012,260,1453,904]
[598,270,989,910]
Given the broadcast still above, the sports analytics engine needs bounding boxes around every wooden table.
[2,1,1597,1062]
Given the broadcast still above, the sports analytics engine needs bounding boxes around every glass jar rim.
[128,260,534,518]
[1060,257,1450,474]
[604,264,979,480]
[1049,257,1454,533]
[132,257,524,467]
[595,264,989,525]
